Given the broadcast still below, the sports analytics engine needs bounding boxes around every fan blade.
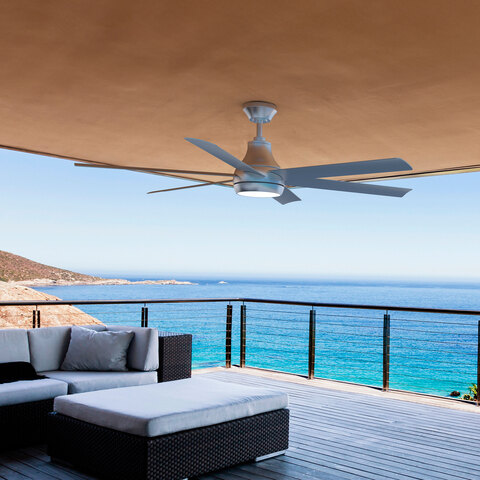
[74,163,230,177]
[291,178,411,197]
[185,138,266,177]
[276,158,412,183]
[274,188,302,205]
[147,180,232,194]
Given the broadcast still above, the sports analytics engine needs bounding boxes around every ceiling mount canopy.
[242,101,278,124]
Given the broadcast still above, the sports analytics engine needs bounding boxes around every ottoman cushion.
[43,370,158,393]
[54,376,288,437]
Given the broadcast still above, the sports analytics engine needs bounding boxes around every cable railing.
[1,297,480,403]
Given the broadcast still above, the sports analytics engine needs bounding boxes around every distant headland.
[0,250,195,287]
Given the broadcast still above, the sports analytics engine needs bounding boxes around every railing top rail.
[241,298,480,316]
[0,297,480,316]
[0,298,240,307]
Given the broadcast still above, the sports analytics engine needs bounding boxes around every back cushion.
[107,326,159,371]
[28,325,107,372]
[86,325,107,332]
[28,326,71,372]
[61,326,134,372]
[0,329,30,363]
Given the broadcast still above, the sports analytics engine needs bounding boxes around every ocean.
[33,279,480,399]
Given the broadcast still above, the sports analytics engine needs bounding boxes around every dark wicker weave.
[48,409,289,480]
[0,398,53,450]
[157,332,192,382]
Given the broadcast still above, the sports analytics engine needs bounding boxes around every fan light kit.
[75,100,413,205]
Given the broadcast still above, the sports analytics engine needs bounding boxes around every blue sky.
[1,148,479,282]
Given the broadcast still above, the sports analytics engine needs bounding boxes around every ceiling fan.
[75,101,413,204]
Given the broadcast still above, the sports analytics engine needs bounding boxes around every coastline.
[8,278,196,287]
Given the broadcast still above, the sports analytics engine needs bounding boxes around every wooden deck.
[1,369,480,480]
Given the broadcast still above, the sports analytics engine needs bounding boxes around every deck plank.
[1,369,479,480]
[0,464,32,480]
[0,454,58,480]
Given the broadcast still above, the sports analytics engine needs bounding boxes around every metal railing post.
[477,320,480,406]
[32,308,40,328]
[383,311,390,391]
[141,307,145,327]
[308,309,316,379]
[240,304,246,368]
[144,306,149,328]
[226,304,232,368]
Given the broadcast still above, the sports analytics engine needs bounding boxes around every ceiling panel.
[1,0,479,184]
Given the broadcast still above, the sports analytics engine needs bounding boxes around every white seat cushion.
[43,370,157,394]
[54,377,288,437]
[0,378,68,407]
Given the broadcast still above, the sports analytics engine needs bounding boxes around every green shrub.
[462,383,477,401]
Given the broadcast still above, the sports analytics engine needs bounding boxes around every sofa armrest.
[157,332,192,382]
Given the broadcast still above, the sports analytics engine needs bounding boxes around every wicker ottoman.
[47,377,289,480]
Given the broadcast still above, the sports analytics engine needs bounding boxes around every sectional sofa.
[0,325,191,450]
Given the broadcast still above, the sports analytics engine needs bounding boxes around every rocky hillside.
[0,250,100,283]
[0,283,103,329]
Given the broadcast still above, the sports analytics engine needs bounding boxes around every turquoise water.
[34,280,480,398]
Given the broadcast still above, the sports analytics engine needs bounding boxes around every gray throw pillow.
[61,326,134,372]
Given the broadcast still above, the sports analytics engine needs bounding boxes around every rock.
[0,283,103,329]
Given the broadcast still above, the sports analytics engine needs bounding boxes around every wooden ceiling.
[1,0,480,185]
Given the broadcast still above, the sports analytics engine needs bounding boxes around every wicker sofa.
[0,325,192,450]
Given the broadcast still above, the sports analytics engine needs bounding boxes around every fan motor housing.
[233,140,285,197]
